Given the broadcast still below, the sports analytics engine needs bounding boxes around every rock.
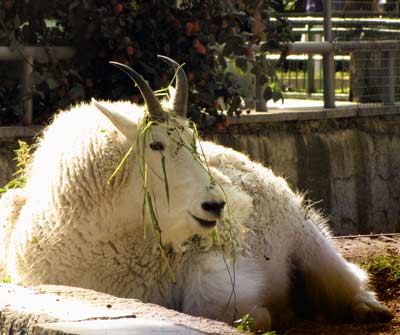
[0,284,245,335]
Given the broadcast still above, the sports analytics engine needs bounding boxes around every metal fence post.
[323,0,335,108]
[255,73,267,112]
[21,55,34,125]
[307,23,315,95]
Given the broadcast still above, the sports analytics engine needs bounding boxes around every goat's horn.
[157,55,188,117]
[109,61,165,120]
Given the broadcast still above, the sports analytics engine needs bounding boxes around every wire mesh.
[332,1,400,106]
[333,1,399,16]
[333,40,400,104]
[276,2,400,107]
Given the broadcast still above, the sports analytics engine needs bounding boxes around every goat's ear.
[92,98,135,139]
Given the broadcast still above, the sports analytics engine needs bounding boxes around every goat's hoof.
[351,293,393,323]
[250,306,272,332]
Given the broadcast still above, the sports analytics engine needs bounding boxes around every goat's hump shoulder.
[201,141,253,173]
[46,100,141,133]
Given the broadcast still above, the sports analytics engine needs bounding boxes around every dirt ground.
[283,234,400,335]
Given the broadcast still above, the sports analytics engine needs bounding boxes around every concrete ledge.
[36,318,206,335]
[0,126,43,139]
[0,284,244,335]
[230,103,400,124]
[0,103,399,139]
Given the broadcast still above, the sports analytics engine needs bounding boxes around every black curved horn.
[157,55,188,117]
[110,61,165,120]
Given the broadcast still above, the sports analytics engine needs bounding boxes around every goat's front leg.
[179,253,284,331]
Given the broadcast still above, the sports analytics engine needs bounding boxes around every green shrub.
[0,0,293,127]
[0,140,30,193]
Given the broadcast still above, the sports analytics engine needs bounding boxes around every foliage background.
[0,0,293,127]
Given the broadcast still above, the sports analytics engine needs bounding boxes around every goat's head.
[92,56,225,249]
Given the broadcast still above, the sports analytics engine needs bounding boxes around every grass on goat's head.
[108,102,237,281]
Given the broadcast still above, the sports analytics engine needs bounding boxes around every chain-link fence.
[332,3,400,106]
[333,1,399,16]
[335,40,400,104]
[276,1,400,108]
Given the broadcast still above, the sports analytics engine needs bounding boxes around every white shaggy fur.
[0,98,392,331]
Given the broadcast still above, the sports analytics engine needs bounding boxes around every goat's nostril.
[201,201,226,216]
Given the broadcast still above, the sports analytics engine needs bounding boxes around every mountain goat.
[0,56,393,331]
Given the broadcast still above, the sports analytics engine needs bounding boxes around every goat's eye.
[149,141,164,151]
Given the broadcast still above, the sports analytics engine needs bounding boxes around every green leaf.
[218,54,227,69]
[68,69,83,81]
[272,90,283,103]
[263,86,272,101]
[257,74,268,86]
[199,91,214,106]
[228,95,241,115]
[222,35,245,57]
[69,84,85,100]
[46,78,59,90]
[69,0,80,11]
[250,62,262,76]
[222,40,235,57]
[27,74,40,90]
[217,30,231,44]
[235,57,248,73]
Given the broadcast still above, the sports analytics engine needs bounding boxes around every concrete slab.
[0,284,245,335]
[0,284,136,322]
[37,318,207,335]
[267,98,356,110]
[230,101,400,124]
